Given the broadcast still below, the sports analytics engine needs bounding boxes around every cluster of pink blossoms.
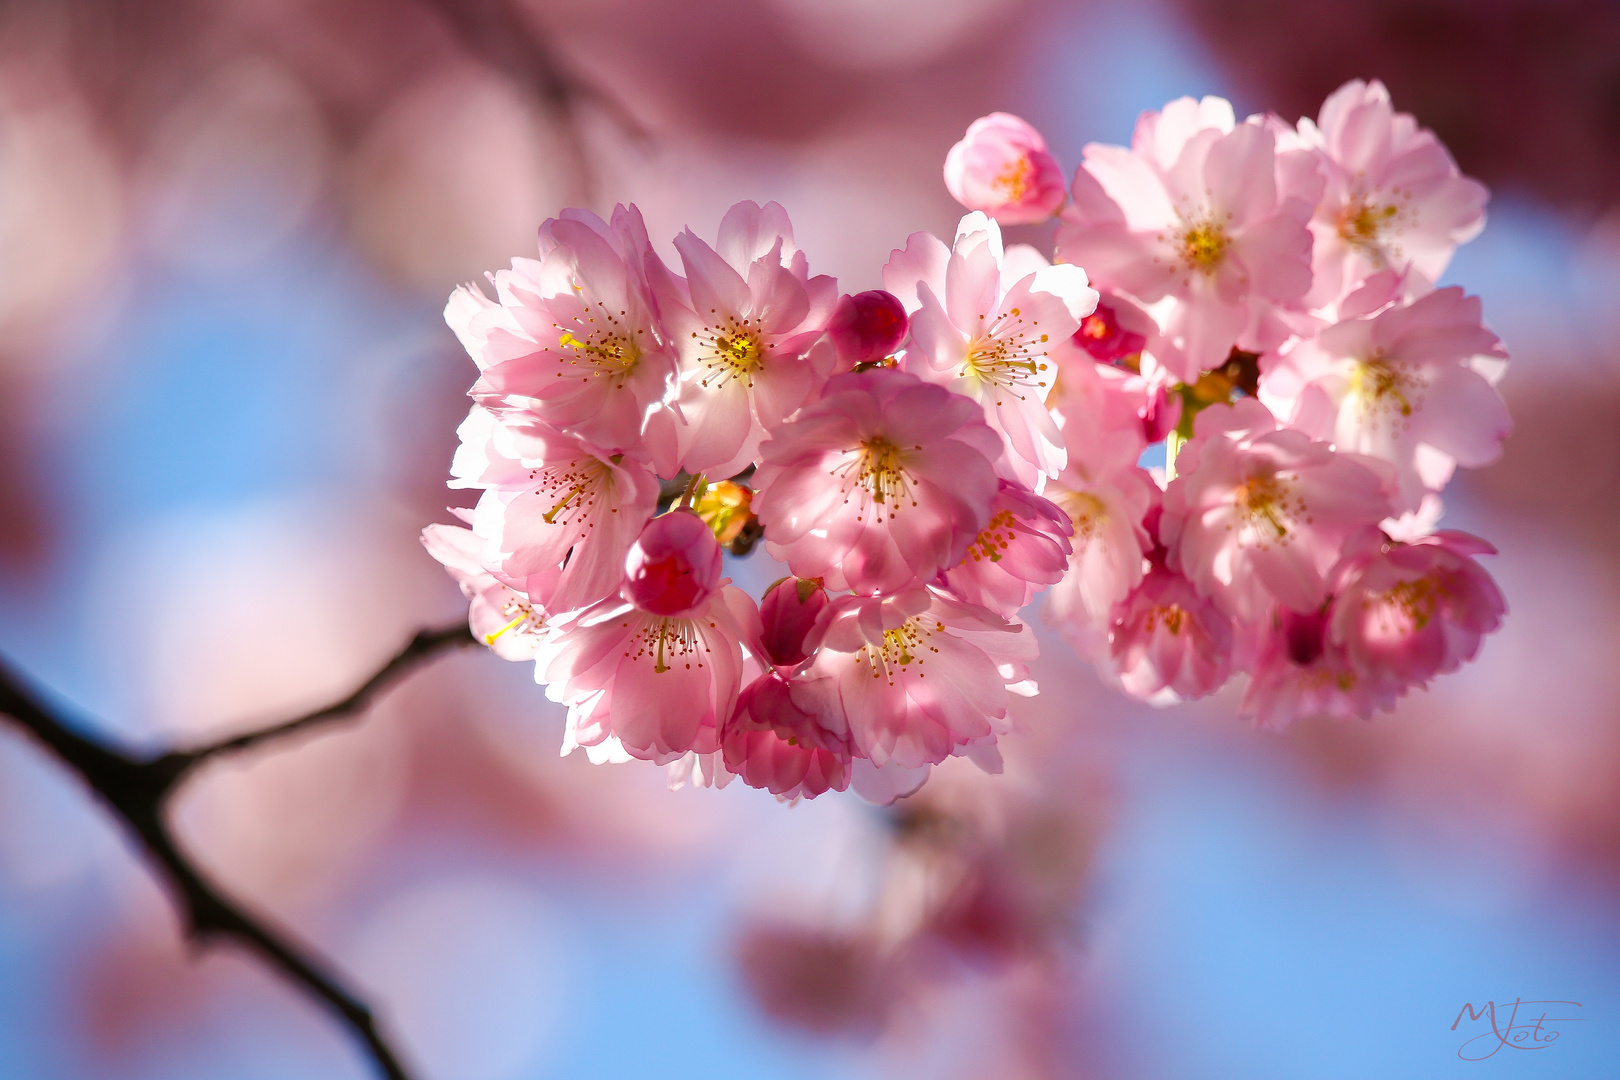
[426,79,1509,802]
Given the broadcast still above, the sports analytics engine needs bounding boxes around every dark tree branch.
[0,618,480,1080]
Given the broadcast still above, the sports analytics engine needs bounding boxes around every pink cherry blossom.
[452,406,660,616]
[943,112,1068,225]
[758,576,832,668]
[1261,286,1510,514]
[1297,79,1489,303]
[805,587,1037,769]
[1108,567,1234,702]
[1056,95,1322,377]
[752,367,1002,595]
[1241,606,1397,730]
[659,201,839,478]
[1041,426,1158,650]
[1160,398,1394,621]
[623,510,724,616]
[421,521,547,662]
[537,584,761,764]
[722,671,851,800]
[884,213,1098,486]
[1327,527,1505,687]
[826,290,909,368]
[941,480,1074,619]
[447,204,678,454]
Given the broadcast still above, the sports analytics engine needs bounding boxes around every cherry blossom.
[1108,566,1234,702]
[722,671,851,800]
[805,588,1037,769]
[752,367,1002,594]
[659,200,839,478]
[1056,95,1322,378]
[422,78,1513,794]
[1241,606,1396,730]
[885,212,1098,487]
[1262,286,1510,514]
[1041,427,1159,648]
[1160,398,1393,621]
[1296,79,1489,303]
[421,521,547,662]
[758,576,832,668]
[448,204,677,454]
[1327,527,1506,687]
[537,584,761,764]
[941,480,1074,619]
[944,112,1068,225]
[451,407,661,616]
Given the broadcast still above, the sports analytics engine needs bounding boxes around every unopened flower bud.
[623,510,724,615]
[828,290,908,367]
[759,577,830,667]
[944,112,1066,225]
[1073,302,1147,365]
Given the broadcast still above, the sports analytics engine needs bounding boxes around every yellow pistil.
[621,615,711,675]
[964,305,1051,401]
[852,617,946,684]
[552,291,644,384]
[994,154,1033,203]
[1371,577,1438,631]
[1338,197,1401,249]
[1179,219,1229,274]
[1349,354,1420,421]
[1234,473,1302,544]
[1144,603,1186,635]
[693,313,767,388]
[485,596,544,645]
[849,438,914,509]
[967,509,1018,564]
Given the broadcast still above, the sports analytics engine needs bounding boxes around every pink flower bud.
[827,290,908,367]
[623,510,724,615]
[1072,302,1147,365]
[944,112,1067,225]
[759,577,831,667]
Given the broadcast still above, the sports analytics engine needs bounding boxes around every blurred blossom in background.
[1,1,1619,1078]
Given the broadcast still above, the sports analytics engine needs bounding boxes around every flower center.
[1367,577,1438,634]
[533,456,612,531]
[1349,354,1423,423]
[1178,218,1229,274]
[966,509,1018,564]
[485,593,546,645]
[554,293,644,383]
[1144,603,1186,635]
[627,616,709,674]
[994,154,1032,203]
[1050,489,1107,543]
[853,617,945,684]
[1337,196,1403,250]
[965,305,1051,399]
[1235,473,1301,544]
[694,315,767,387]
[836,437,918,521]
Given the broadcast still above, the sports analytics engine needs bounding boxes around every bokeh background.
[1,1,1619,1077]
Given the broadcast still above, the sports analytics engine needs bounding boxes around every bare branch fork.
[0,620,478,1080]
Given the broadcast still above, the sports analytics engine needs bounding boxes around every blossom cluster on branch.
[425,78,1508,803]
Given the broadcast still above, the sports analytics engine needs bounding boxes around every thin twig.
[0,618,480,1080]
[162,622,476,785]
